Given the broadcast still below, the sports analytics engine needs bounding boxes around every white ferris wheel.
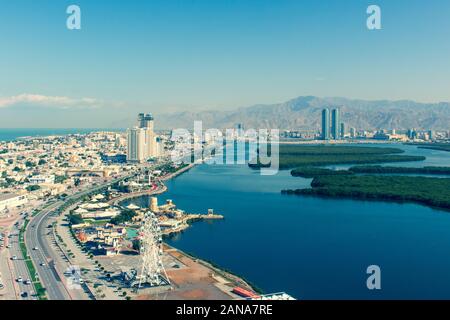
[137,211,170,289]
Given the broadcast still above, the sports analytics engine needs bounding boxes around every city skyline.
[2,0,450,127]
[2,0,450,305]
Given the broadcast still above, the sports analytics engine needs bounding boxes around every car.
[6,245,10,249]
[40,262,46,267]
[20,292,28,298]
[16,277,23,283]
[24,279,31,285]
[11,256,17,261]
[33,247,39,251]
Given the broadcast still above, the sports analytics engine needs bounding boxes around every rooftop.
[0,193,20,201]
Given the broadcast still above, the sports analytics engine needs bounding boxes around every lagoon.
[124,144,450,299]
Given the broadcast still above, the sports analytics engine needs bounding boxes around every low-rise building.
[29,175,55,185]
[0,193,28,211]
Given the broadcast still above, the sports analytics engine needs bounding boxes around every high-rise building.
[331,108,340,140]
[340,122,345,139]
[127,127,146,163]
[139,113,155,131]
[407,129,417,140]
[321,109,330,140]
[127,113,160,162]
[350,127,356,138]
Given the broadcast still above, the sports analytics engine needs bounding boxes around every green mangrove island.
[249,145,426,169]
[249,145,450,211]
[348,165,450,175]
[291,165,450,178]
[282,175,450,211]
[408,143,450,153]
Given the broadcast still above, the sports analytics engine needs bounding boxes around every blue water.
[123,145,450,299]
[0,128,123,142]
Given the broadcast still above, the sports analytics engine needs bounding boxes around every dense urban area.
[0,110,449,300]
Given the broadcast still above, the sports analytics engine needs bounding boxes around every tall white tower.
[127,113,159,162]
[127,127,147,163]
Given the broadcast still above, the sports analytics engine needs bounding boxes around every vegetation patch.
[282,175,450,211]
[249,145,425,169]
[348,166,450,175]
[408,143,450,153]
[110,209,137,225]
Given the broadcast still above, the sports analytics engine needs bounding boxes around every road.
[7,223,35,300]
[25,201,70,300]
[23,173,136,300]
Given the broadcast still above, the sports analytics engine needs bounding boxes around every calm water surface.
[124,144,450,299]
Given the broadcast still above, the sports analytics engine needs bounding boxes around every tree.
[132,239,141,251]
[55,175,68,184]
[110,209,136,225]
[25,161,35,168]
[26,185,41,192]
[68,214,84,225]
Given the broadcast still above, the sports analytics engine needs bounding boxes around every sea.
[0,128,123,142]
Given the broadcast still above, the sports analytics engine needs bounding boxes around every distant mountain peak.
[155,96,450,131]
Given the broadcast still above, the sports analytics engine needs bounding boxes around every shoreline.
[161,162,196,181]
[109,161,261,298]
[159,162,262,297]
[164,243,262,296]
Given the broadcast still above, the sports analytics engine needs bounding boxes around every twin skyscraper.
[322,108,345,140]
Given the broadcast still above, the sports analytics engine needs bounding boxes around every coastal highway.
[24,173,136,300]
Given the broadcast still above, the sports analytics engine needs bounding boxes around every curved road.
[25,201,69,300]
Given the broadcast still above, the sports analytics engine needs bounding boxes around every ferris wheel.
[137,211,170,289]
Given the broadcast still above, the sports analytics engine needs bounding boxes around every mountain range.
[155,96,450,131]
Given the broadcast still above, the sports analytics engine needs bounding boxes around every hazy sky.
[1,0,450,128]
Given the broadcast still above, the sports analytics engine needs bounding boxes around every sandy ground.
[132,245,256,300]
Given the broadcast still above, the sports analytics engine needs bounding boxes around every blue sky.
[1,0,450,127]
